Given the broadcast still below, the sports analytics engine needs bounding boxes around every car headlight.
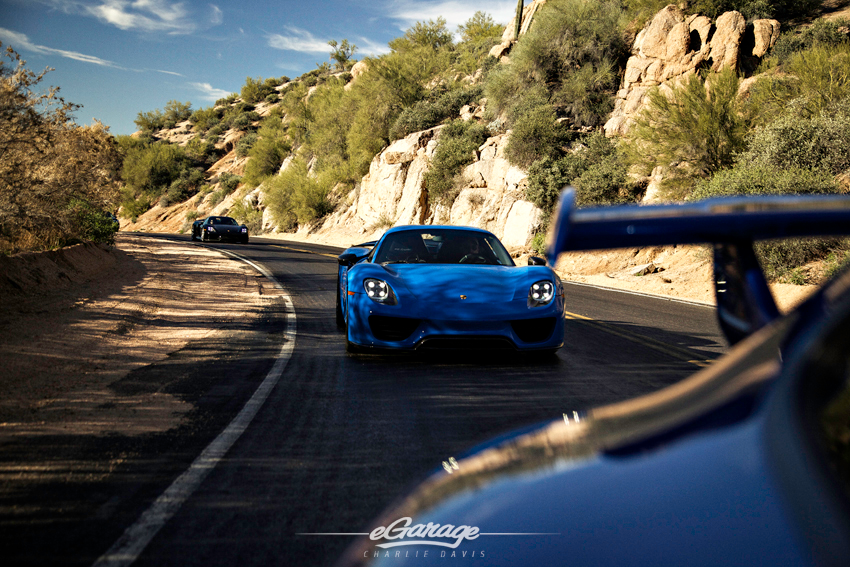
[206,226,216,232]
[364,278,397,305]
[241,227,247,233]
[528,280,555,307]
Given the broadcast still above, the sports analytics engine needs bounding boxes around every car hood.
[336,316,814,566]
[382,264,543,304]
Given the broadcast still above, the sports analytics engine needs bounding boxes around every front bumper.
[347,295,565,351]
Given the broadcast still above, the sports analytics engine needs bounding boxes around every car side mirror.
[338,253,358,267]
[528,256,546,266]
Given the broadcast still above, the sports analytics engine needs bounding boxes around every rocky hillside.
[124,3,797,251]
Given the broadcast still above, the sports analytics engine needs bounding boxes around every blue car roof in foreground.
[548,189,850,260]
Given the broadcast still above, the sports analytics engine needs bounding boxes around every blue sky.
[0,0,519,135]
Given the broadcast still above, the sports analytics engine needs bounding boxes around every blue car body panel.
[336,191,850,566]
[339,226,565,351]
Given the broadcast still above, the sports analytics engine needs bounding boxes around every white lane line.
[92,248,296,567]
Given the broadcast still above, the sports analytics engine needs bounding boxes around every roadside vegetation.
[0,44,122,254]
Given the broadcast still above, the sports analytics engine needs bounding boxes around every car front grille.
[416,336,516,351]
[368,315,421,342]
[510,317,557,344]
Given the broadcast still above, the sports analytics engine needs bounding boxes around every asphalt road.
[2,234,727,567]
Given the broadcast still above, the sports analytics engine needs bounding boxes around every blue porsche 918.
[336,226,565,353]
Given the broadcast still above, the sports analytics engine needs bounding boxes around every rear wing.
[547,188,850,345]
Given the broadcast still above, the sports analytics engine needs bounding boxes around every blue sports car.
[336,226,565,353]
[336,190,850,566]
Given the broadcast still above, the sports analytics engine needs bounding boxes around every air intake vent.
[511,317,556,343]
[368,315,421,342]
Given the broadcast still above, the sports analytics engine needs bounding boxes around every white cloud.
[0,27,122,68]
[190,81,231,101]
[38,0,204,34]
[385,0,515,33]
[209,4,223,25]
[354,36,391,57]
[267,26,331,53]
[152,68,183,76]
[85,0,195,33]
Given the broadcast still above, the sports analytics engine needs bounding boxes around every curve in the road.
[91,247,297,567]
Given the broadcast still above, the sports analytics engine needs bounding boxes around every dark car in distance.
[192,216,248,243]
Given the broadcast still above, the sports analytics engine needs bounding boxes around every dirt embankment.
[0,235,280,439]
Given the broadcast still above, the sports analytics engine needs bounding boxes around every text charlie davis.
[366,549,485,559]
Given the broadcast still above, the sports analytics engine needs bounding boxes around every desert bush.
[206,124,225,138]
[688,0,821,21]
[215,93,239,106]
[691,164,838,200]
[264,158,334,227]
[265,93,279,103]
[134,100,192,132]
[505,99,574,168]
[389,86,483,140]
[772,17,850,63]
[184,136,217,163]
[527,131,638,218]
[189,106,223,132]
[236,132,259,157]
[746,44,850,125]
[485,0,627,132]
[218,172,242,193]
[160,168,205,207]
[243,114,291,188]
[121,142,191,194]
[741,105,850,176]
[423,120,490,205]
[622,67,746,199]
[241,76,275,104]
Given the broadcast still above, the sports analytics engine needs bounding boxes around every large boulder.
[605,8,780,137]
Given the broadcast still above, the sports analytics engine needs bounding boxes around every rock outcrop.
[605,6,780,137]
[489,0,548,60]
[316,128,542,247]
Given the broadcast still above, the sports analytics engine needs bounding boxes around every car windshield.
[373,229,514,266]
[208,217,237,225]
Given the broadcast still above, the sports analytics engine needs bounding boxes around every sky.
[0,0,520,135]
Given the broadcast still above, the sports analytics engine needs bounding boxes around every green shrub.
[389,86,483,140]
[72,202,118,245]
[741,106,850,176]
[218,172,242,193]
[423,120,490,205]
[242,115,291,188]
[746,44,850,125]
[185,210,199,221]
[236,132,259,157]
[207,124,225,138]
[241,76,275,104]
[264,93,279,103]
[485,0,626,132]
[264,157,334,228]
[160,168,205,206]
[505,100,574,168]
[208,188,227,207]
[691,163,838,200]
[189,106,223,132]
[134,100,192,132]
[184,136,217,163]
[121,142,191,194]
[527,131,638,217]
[623,67,747,199]
[772,17,850,63]
[215,93,238,106]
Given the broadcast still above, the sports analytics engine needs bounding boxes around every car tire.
[344,302,363,354]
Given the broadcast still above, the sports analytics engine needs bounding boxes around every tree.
[458,12,502,42]
[389,18,453,52]
[0,44,121,253]
[328,39,357,71]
